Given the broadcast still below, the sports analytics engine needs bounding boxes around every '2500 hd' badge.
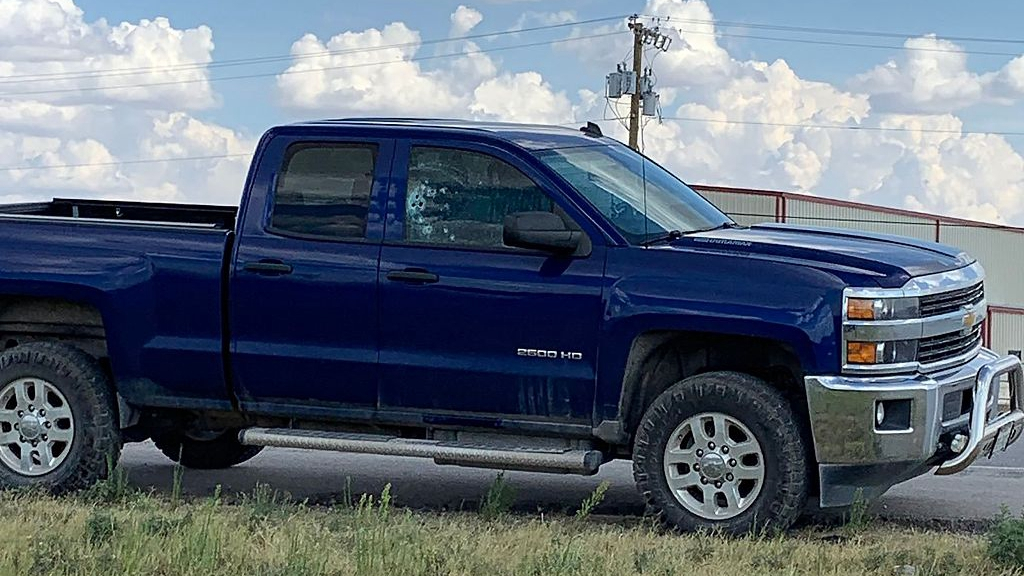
[517,348,583,360]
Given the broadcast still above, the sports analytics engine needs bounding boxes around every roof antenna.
[580,121,603,137]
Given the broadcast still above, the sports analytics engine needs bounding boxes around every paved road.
[119,439,1024,522]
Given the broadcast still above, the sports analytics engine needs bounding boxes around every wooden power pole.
[627,18,644,151]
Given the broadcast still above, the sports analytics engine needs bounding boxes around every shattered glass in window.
[405,147,553,248]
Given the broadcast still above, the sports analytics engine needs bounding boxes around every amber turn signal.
[846,298,876,320]
[847,342,877,364]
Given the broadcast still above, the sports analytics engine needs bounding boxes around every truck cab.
[0,118,1018,535]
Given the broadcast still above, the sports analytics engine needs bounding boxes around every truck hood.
[668,223,973,288]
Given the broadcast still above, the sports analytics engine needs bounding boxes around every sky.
[3,0,1024,223]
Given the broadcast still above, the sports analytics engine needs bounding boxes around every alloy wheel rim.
[0,378,75,476]
[662,411,765,520]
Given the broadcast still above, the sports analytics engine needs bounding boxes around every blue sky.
[72,0,1024,138]
[5,0,1024,223]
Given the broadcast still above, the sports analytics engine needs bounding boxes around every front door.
[230,137,393,414]
[378,141,606,422]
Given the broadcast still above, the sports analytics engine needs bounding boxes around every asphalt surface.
[119,438,1024,522]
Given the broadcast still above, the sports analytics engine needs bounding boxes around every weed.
[480,471,516,519]
[85,508,117,546]
[170,451,185,507]
[84,457,135,503]
[575,481,610,521]
[845,488,872,532]
[987,507,1024,567]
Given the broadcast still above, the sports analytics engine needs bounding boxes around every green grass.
[0,482,1014,576]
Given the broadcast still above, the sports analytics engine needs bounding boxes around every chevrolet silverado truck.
[0,118,1019,534]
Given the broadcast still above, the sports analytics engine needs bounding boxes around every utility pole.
[606,16,672,151]
[627,17,645,151]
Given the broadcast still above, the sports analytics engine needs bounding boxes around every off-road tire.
[633,371,809,534]
[153,431,263,470]
[0,342,120,492]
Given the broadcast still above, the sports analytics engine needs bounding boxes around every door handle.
[386,268,439,285]
[243,260,293,276]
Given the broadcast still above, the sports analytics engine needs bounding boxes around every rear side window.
[404,146,554,248]
[271,143,378,240]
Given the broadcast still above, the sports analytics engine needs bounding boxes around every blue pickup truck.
[0,118,1020,533]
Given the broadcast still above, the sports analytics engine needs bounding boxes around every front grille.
[918,324,983,364]
[919,282,984,317]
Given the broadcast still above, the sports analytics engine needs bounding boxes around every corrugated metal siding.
[698,190,775,227]
[785,198,937,241]
[990,310,1024,358]
[938,226,1024,306]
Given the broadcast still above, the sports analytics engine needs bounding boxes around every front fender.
[594,254,847,423]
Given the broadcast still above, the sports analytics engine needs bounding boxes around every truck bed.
[0,198,238,229]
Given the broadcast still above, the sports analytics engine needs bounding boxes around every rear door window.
[271,143,378,240]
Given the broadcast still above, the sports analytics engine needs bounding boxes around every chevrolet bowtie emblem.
[962,307,977,333]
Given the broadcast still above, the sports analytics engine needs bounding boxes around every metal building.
[693,185,1024,358]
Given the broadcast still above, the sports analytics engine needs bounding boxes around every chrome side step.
[239,427,603,475]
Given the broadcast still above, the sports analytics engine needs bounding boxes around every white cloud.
[272,0,1024,224]
[851,36,990,113]
[470,72,572,124]
[0,0,254,206]
[449,5,483,37]
[507,10,576,33]
[275,7,571,123]
[559,0,1024,225]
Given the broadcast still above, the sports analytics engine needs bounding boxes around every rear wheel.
[633,371,809,534]
[153,430,263,470]
[0,342,119,492]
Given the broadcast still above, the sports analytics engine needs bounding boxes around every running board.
[239,427,603,475]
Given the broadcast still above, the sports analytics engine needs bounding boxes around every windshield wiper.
[642,222,740,246]
[641,230,683,246]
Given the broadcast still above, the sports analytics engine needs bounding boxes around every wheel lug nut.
[693,464,700,471]
[714,481,722,488]
[27,405,33,412]
[708,442,716,450]
[726,473,734,481]
[696,449,704,457]
[17,411,23,417]
[38,410,44,417]
[700,477,708,485]
[721,446,729,454]
[31,440,37,447]
[729,459,737,467]
[44,422,50,429]
[19,437,25,443]
[41,435,47,441]
[12,423,18,430]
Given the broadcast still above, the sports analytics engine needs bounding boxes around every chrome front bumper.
[804,349,1024,507]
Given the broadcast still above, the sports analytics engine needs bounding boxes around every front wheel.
[632,371,809,534]
[153,430,263,470]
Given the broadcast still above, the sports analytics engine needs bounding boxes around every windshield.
[534,144,732,244]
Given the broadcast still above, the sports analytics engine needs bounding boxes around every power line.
[0,153,250,173]
[8,112,1024,174]
[0,31,626,98]
[660,116,1024,137]
[667,26,1024,58]
[647,15,1024,46]
[0,15,629,86]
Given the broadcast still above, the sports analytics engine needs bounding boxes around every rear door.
[377,140,606,422]
[230,135,393,414]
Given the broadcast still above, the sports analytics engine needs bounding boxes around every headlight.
[846,340,919,364]
[846,297,919,321]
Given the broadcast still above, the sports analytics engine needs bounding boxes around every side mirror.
[503,211,582,254]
